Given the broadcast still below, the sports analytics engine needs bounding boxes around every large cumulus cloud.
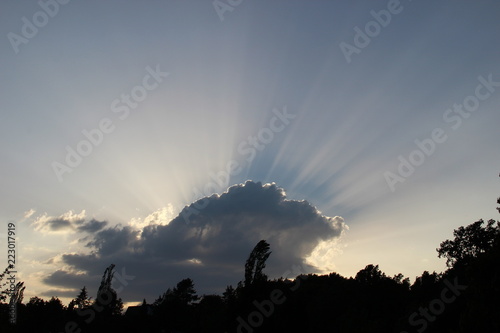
[43,181,346,302]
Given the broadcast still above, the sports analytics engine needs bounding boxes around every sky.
[1,0,499,308]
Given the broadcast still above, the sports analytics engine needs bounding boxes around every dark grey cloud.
[77,219,109,234]
[48,219,72,231]
[43,269,96,291]
[43,181,346,302]
[84,225,140,256]
[32,211,107,234]
[40,289,83,299]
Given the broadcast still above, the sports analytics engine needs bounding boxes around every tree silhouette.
[8,281,25,307]
[0,265,24,306]
[68,286,92,310]
[23,296,67,332]
[155,279,198,306]
[437,219,500,267]
[26,296,45,308]
[153,287,173,307]
[0,266,13,302]
[46,296,66,324]
[94,264,123,317]
[392,273,410,287]
[152,278,198,332]
[355,264,385,285]
[172,278,198,305]
[244,239,271,287]
[222,285,236,304]
[196,295,226,332]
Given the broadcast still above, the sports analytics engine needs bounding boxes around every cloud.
[43,270,94,291]
[43,181,347,302]
[77,219,108,233]
[24,209,36,219]
[128,204,176,230]
[32,210,107,234]
[40,289,82,299]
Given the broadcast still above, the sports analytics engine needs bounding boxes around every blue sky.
[1,0,499,306]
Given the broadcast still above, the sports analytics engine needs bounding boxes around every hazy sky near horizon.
[1,0,499,306]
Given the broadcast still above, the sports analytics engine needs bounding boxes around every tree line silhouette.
[1,187,499,332]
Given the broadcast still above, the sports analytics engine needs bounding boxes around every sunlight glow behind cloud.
[39,181,346,302]
[0,0,498,308]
